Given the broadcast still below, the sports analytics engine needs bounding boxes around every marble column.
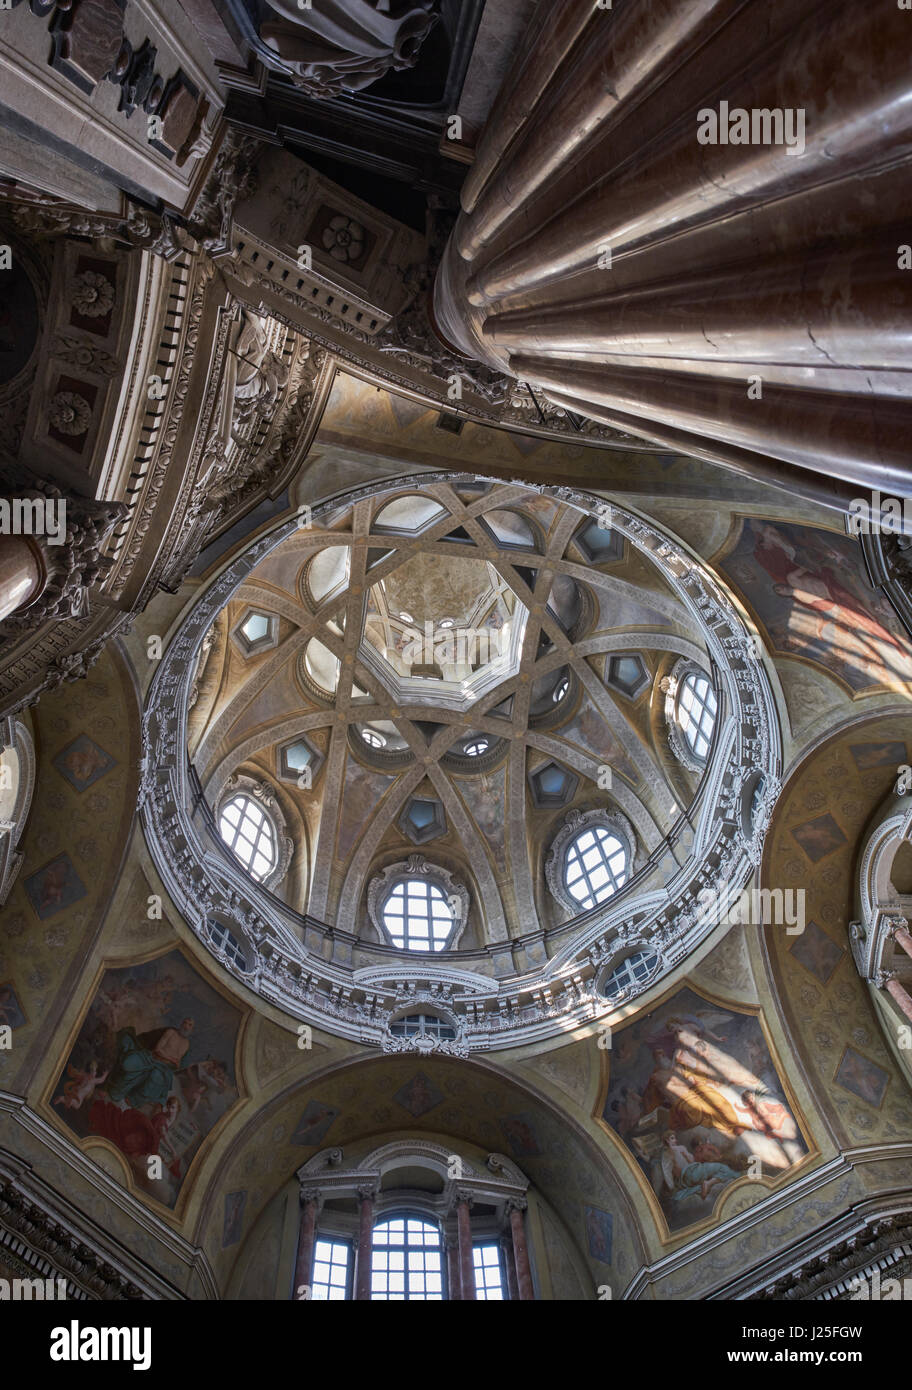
[455,1195,476,1300]
[445,1233,462,1301]
[892,924,912,962]
[0,536,44,625]
[500,1232,519,1301]
[293,1188,321,1299]
[433,0,912,506]
[885,975,912,1025]
[355,1186,375,1301]
[507,1198,534,1301]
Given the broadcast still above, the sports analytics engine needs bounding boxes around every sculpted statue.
[257,0,439,96]
[231,311,290,427]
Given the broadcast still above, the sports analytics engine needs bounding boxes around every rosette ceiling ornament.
[432,0,912,513]
[140,476,781,1050]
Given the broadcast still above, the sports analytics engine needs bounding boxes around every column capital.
[505,1196,528,1216]
[453,1188,475,1209]
[872,968,896,988]
[356,1183,379,1203]
[299,1185,325,1210]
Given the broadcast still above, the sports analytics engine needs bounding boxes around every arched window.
[371,1216,444,1300]
[545,810,635,914]
[390,1012,456,1040]
[463,738,489,757]
[368,860,469,952]
[0,719,35,907]
[677,669,718,761]
[219,792,278,882]
[662,660,720,773]
[564,824,629,909]
[382,876,454,951]
[599,948,659,1000]
[208,920,248,970]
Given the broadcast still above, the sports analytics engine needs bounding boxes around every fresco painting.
[50,950,242,1209]
[788,921,845,986]
[500,1113,542,1158]
[24,853,87,920]
[584,1205,613,1265]
[601,987,807,1233]
[789,813,847,863]
[393,1072,443,1118]
[833,1047,890,1109]
[52,734,116,791]
[717,520,912,694]
[223,1190,247,1248]
[290,1100,340,1146]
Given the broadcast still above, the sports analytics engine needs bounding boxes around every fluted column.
[0,536,44,624]
[354,1186,376,1301]
[455,1194,476,1300]
[445,1233,462,1301]
[293,1187,322,1299]
[433,0,912,505]
[507,1198,534,1301]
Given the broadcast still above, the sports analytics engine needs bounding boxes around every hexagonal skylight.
[399,796,447,844]
[233,609,278,656]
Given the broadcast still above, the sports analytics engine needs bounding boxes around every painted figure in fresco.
[178,1057,229,1114]
[645,1010,729,1055]
[751,523,904,652]
[735,1089,790,1138]
[95,980,140,1032]
[660,1133,744,1206]
[105,1017,194,1109]
[605,1084,645,1137]
[88,1094,181,1172]
[53,1059,109,1111]
[502,1116,538,1155]
[294,1104,337,1143]
[36,859,70,915]
[639,1012,750,1139]
[59,742,109,786]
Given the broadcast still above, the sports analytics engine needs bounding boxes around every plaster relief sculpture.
[258,0,439,96]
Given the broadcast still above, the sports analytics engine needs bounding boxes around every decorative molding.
[0,475,125,635]
[851,790,912,983]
